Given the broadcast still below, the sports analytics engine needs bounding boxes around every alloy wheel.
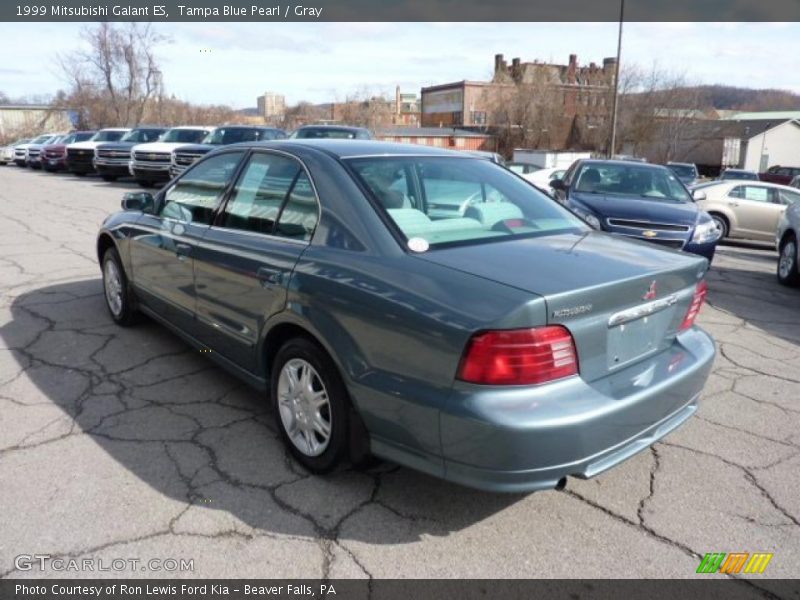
[277,358,332,457]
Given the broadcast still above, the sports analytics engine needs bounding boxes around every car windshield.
[348,156,586,248]
[722,170,758,180]
[575,163,692,203]
[668,164,697,178]
[203,127,278,145]
[160,129,209,143]
[292,128,359,139]
[73,132,94,142]
[92,130,126,142]
[121,129,163,143]
[55,134,75,144]
[31,135,52,144]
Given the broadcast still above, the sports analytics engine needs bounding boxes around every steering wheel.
[459,191,486,215]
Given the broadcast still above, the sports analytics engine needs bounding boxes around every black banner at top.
[2,0,800,22]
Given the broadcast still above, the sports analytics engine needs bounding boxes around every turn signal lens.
[457,326,579,385]
[679,280,708,331]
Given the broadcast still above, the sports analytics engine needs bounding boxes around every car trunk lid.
[416,231,708,382]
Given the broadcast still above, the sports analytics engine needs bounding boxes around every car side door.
[127,150,246,332]
[193,150,320,374]
[725,184,776,239]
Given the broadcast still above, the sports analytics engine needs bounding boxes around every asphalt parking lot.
[0,166,798,585]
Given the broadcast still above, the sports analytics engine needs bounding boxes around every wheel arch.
[96,232,117,264]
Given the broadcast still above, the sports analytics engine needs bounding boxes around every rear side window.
[160,151,245,224]
[221,152,319,240]
[730,185,770,202]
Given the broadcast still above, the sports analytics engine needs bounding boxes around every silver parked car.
[693,181,800,243]
[777,201,800,286]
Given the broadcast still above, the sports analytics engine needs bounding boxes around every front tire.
[777,235,799,287]
[101,174,117,182]
[710,213,729,239]
[271,338,350,473]
[102,247,138,325]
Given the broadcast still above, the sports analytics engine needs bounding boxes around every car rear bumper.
[439,327,715,493]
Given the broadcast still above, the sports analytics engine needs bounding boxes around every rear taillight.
[457,326,579,385]
[679,280,708,331]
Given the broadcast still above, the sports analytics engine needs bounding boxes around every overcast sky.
[1,22,797,108]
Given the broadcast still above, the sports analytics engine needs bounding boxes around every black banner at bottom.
[2,580,799,600]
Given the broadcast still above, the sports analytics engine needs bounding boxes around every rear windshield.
[347,156,586,249]
[292,128,365,139]
[668,164,697,178]
[575,163,692,203]
[203,127,285,144]
[722,170,758,180]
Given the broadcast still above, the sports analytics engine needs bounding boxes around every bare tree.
[56,23,166,127]
[335,87,394,130]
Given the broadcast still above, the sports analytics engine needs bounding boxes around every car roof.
[578,159,669,171]
[704,180,799,192]
[296,124,369,131]
[224,139,476,159]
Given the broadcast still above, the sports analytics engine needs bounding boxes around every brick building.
[421,53,616,150]
[375,127,497,152]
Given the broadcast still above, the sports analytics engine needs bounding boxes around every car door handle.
[257,266,283,286]
[175,242,192,260]
[729,201,739,207]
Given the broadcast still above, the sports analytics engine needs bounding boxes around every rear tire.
[101,174,117,182]
[710,213,729,239]
[138,180,154,188]
[102,247,138,326]
[271,338,352,473]
[73,171,86,177]
[777,235,799,287]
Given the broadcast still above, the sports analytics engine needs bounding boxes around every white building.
[256,92,286,119]
[735,119,800,172]
[0,104,76,141]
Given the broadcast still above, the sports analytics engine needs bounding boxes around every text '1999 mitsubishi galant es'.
[96,140,715,492]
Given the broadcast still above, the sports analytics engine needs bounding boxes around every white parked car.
[13,133,59,167]
[692,180,800,243]
[0,138,31,165]
[129,126,213,187]
[522,166,567,193]
[66,128,131,175]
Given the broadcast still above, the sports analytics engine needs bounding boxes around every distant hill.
[681,85,800,112]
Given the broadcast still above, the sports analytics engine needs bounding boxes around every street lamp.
[608,0,624,158]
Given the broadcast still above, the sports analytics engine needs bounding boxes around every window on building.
[470,111,487,125]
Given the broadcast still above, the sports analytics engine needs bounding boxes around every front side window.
[348,156,585,248]
[221,153,318,240]
[574,164,691,203]
[160,151,245,224]
[668,164,697,179]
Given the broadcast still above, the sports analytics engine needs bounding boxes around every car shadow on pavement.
[2,279,524,545]
[21,168,157,191]
[706,249,800,347]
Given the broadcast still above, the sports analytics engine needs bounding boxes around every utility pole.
[608,0,624,158]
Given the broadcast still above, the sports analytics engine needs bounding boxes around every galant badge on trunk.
[643,280,658,301]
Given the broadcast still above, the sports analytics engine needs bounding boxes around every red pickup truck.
[760,165,800,185]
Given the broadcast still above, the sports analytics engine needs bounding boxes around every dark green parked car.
[97,140,715,492]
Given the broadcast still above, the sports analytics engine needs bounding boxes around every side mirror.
[692,189,707,202]
[550,178,566,191]
[121,191,155,213]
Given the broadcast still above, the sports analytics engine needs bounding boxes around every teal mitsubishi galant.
[96,140,715,493]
